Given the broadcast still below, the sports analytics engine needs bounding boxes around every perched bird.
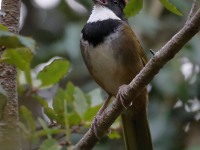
[80,0,153,149]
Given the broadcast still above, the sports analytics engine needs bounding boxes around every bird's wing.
[121,23,148,66]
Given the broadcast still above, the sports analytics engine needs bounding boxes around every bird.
[80,0,153,149]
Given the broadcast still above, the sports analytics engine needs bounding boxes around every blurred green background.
[2,0,200,149]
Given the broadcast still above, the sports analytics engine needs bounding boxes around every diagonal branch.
[74,8,200,150]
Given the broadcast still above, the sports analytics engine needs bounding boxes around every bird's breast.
[80,21,143,96]
[81,31,131,95]
[88,42,120,95]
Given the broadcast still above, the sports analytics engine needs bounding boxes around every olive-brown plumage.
[80,0,153,149]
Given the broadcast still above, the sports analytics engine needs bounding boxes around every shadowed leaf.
[159,0,182,16]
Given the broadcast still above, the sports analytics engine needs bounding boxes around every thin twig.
[186,0,197,24]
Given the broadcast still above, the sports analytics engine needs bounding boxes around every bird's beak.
[93,0,108,5]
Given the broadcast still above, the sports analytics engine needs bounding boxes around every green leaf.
[35,96,59,122]
[38,118,52,139]
[0,30,36,52]
[39,139,61,150]
[24,67,32,86]
[35,96,49,107]
[44,107,59,122]
[1,48,33,71]
[20,106,36,132]
[37,58,70,87]
[108,131,121,139]
[124,0,143,17]
[83,105,101,122]
[65,82,75,102]
[53,89,66,115]
[68,112,81,125]
[159,0,182,16]
[73,87,89,118]
[32,129,65,139]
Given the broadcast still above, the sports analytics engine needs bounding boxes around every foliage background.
[1,0,200,149]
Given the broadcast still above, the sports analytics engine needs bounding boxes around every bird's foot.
[116,84,130,109]
[91,115,111,140]
[91,115,101,139]
[91,95,112,139]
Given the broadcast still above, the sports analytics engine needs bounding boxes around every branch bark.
[0,0,21,149]
[74,8,200,150]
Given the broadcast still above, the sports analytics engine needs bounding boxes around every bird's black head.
[92,0,127,21]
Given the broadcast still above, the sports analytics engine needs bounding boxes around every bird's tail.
[121,90,153,150]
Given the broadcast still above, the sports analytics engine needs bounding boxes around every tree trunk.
[0,0,21,149]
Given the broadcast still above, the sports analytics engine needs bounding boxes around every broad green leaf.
[68,112,81,125]
[159,0,182,16]
[83,105,101,122]
[53,89,66,115]
[64,82,75,114]
[124,0,143,17]
[1,48,33,71]
[73,87,89,118]
[37,58,70,87]
[0,30,35,52]
[20,106,36,131]
[65,82,75,102]
[39,139,61,150]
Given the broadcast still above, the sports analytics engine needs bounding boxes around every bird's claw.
[91,113,111,139]
[117,84,130,109]
[91,115,101,139]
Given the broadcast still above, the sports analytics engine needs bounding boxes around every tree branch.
[0,0,21,149]
[74,8,200,150]
[186,0,197,24]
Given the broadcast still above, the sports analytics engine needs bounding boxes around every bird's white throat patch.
[87,5,121,23]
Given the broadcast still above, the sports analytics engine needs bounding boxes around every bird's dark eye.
[113,0,118,4]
